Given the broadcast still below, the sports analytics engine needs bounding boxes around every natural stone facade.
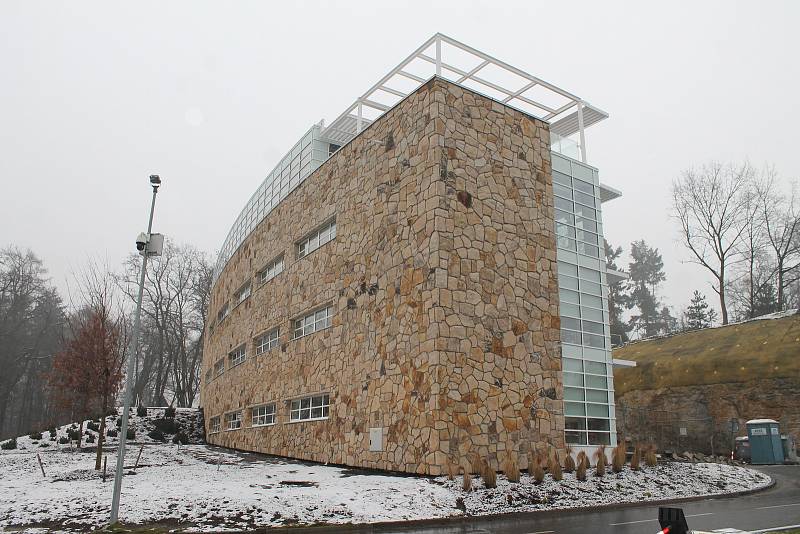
[200,78,564,475]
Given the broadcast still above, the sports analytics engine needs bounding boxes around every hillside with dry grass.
[613,312,800,396]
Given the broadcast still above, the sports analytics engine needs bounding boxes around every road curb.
[253,475,777,533]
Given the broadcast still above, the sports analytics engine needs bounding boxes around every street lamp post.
[109,174,162,525]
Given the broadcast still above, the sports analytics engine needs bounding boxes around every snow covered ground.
[0,438,772,532]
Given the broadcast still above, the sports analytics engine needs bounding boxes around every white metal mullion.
[457,59,491,83]
[357,103,363,133]
[397,70,426,83]
[438,33,581,102]
[543,101,578,121]
[360,98,390,112]
[435,35,442,76]
[377,85,408,99]
[502,80,537,103]
[577,100,587,163]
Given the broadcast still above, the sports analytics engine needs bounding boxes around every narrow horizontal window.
[258,254,284,285]
[217,302,229,322]
[209,416,221,434]
[234,282,251,305]
[228,344,246,367]
[289,393,330,422]
[224,411,242,430]
[297,219,336,259]
[255,327,280,355]
[292,305,333,339]
[214,358,225,378]
[251,403,276,426]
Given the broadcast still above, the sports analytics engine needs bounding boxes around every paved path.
[304,465,799,534]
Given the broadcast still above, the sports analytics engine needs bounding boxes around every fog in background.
[1,0,798,314]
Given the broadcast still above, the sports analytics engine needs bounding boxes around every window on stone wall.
[258,254,284,285]
[225,411,242,430]
[204,368,212,384]
[251,404,276,426]
[234,282,251,305]
[228,344,246,367]
[255,327,280,355]
[297,219,336,259]
[290,393,330,422]
[217,302,229,322]
[292,305,333,339]
[209,416,221,434]
[214,358,225,378]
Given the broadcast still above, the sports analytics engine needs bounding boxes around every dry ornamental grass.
[630,446,641,471]
[549,450,563,481]
[564,446,576,473]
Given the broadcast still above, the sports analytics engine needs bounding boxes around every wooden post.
[36,453,45,477]
[217,455,222,471]
[134,444,144,469]
[103,456,108,482]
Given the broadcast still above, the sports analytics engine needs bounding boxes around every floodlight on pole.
[109,175,162,525]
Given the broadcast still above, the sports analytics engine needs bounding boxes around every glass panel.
[575,216,597,232]
[581,294,603,308]
[561,317,581,331]
[564,402,586,416]
[586,374,608,389]
[585,361,607,375]
[559,289,580,304]
[563,372,584,387]
[560,302,580,318]
[587,418,610,431]
[588,432,611,445]
[557,236,577,251]
[555,209,575,225]
[574,190,596,207]
[582,320,605,335]
[565,417,587,431]
[553,183,573,200]
[587,403,610,417]
[559,275,578,290]
[562,358,583,372]
[558,261,578,276]
[576,230,598,245]
[552,170,572,187]
[555,197,573,212]
[580,280,602,296]
[575,204,595,220]
[572,178,593,195]
[581,307,603,322]
[584,333,606,349]
[563,387,585,401]
[565,431,588,445]
[556,222,576,238]
[586,389,608,403]
[561,329,581,345]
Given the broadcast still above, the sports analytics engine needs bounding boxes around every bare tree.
[672,162,754,324]
[0,247,64,439]
[757,170,800,310]
[118,240,212,407]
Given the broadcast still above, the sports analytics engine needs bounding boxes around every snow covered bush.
[1,438,17,450]
[67,428,81,441]
[153,418,178,434]
[137,406,147,417]
[164,406,176,419]
[85,433,95,444]
[126,427,135,440]
[58,436,69,445]
[106,428,118,438]
[86,421,99,432]
[172,431,188,445]
[148,429,166,442]
[28,432,42,440]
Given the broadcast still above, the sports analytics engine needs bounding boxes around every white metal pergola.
[320,33,608,164]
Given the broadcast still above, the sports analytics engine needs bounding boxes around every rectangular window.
[292,305,333,339]
[229,344,246,367]
[255,327,280,355]
[225,411,242,430]
[205,368,212,383]
[209,416,221,433]
[297,219,336,259]
[251,404,276,426]
[258,254,284,285]
[214,358,225,377]
[290,393,330,422]
[217,302,229,322]
[234,282,251,305]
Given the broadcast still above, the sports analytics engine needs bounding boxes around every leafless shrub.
[563,446,575,473]
[612,442,626,473]
[594,445,607,477]
[482,459,496,489]
[645,444,658,467]
[576,451,587,481]
[502,452,520,483]
[630,446,641,471]
[462,470,472,492]
[447,462,456,481]
[549,450,563,481]
[531,451,545,484]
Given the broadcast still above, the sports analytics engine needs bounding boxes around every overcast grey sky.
[1,1,798,314]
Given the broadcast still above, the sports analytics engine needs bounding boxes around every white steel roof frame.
[320,33,608,163]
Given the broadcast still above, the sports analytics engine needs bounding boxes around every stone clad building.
[201,35,624,475]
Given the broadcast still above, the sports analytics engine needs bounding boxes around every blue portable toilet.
[746,419,784,464]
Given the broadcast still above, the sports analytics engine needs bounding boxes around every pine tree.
[604,241,631,345]
[684,290,717,330]
[627,240,673,338]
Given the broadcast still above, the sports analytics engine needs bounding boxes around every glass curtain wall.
[552,152,616,447]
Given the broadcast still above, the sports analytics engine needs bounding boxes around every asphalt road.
[311,465,800,534]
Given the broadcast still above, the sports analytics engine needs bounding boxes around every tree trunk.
[777,258,785,310]
[95,393,107,470]
[719,276,729,325]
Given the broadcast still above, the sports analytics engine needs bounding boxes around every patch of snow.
[0,442,772,532]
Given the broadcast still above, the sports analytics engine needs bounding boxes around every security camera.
[135,232,149,252]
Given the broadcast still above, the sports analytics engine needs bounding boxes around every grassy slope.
[613,314,800,396]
